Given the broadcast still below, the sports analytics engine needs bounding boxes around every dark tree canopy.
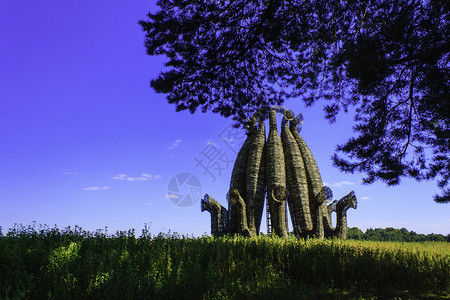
[140,0,450,203]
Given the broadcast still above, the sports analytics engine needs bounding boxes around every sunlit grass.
[0,224,448,299]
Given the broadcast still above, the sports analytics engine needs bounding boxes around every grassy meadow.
[0,224,449,299]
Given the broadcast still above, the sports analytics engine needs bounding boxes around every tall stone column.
[201,194,228,236]
[228,188,250,237]
[246,120,266,236]
[281,118,313,233]
[265,109,288,238]
[290,121,330,239]
[228,121,256,234]
[335,191,357,239]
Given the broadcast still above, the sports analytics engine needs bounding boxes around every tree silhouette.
[140,0,449,202]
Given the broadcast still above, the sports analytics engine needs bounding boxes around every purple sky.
[1,1,448,236]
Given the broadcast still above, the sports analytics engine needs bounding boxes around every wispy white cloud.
[324,181,355,187]
[112,174,127,180]
[113,173,161,182]
[360,196,370,200]
[334,181,355,187]
[168,139,182,150]
[144,202,153,206]
[63,169,78,175]
[166,193,180,199]
[83,186,110,191]
[221,136,235,143]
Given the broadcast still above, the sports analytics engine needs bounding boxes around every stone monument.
[201,107,357,239]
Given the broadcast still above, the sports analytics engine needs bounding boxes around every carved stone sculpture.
[266,110,289,238]
[201,194,228,236]
[201,107,357,239]
[245,117,266,236]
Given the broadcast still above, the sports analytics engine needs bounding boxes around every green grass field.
[0,224,448,299]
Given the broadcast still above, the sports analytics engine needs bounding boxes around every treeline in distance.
[348,227,449,242]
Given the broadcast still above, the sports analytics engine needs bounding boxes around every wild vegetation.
[1,223,448,299]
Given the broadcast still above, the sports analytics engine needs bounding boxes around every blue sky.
[1,1,448,236]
